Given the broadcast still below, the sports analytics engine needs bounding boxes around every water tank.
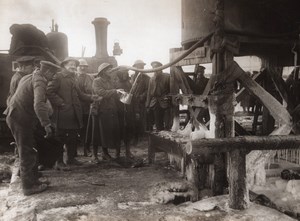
[46,31,68,61]
[181,0,300,49]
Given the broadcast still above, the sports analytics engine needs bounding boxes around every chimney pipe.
[92,17,110,58]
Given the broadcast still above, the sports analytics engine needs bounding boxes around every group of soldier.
[4,56,176,196]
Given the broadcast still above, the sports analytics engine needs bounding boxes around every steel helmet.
[133,59,146,67]
[97,63,112,75]
[60,57,79,67]
[78,58,88,66]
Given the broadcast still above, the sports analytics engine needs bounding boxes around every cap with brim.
[16,56,35,64]
[97,63,112,76]
[198,65,206,70]
[60,57,79,67]
[40,61,61,71]
[133,59,146,67]
[151,61,163,67]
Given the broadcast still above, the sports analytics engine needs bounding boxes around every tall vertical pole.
[209,0,235,197]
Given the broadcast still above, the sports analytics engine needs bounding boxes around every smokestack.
[92,17,110,58]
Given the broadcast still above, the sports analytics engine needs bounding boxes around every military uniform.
[6,56,35,105]
[47,68,93,164]
[5,71,52,194]
[76,72,94,155]
[93,74,121,152]
[131,72,150,137]
[146,63,171,131]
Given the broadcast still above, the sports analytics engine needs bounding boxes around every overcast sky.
[0,0,181,67]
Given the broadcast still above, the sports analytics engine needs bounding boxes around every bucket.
[120,92,133,104]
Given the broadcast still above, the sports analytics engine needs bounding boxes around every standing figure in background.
[93,63,123,160]
[7,56,35,105]
[240,71,252,113]
[146,61,171,131]
[115,69,135,159]
[131,60,150,143]
[4,61,60,195]
[47,57,97,168]
[191,65,210,124]
[76,58,94,157]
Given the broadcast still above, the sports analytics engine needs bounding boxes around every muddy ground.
[0,138,297,221]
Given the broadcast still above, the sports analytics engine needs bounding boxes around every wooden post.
[209,2,233,196]
[170,66,180,132]
[228,150,249,209]
[209,0,238,202]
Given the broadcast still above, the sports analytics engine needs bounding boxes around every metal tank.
[181,0,300,54]
[46,23,68,61]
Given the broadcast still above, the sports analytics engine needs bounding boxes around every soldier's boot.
[83,144,92,157]
[23,183,48,196]
[65,144,82,166]
[54,156,70,171]
[91,145,100,164]
[125,144,134,160]
[115,147,121,159]
[102,147,112,161]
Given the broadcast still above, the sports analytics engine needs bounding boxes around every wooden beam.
[188,135,300,154]
[148,132,190,159]
[236,71,262,103]
[170,47,212,67]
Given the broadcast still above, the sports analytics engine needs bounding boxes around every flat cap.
[151,61,163,68]
[16,56,35,63]
[60,57,79,67]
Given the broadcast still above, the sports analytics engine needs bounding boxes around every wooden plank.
[188,135,300,154]
[170,47,212,66]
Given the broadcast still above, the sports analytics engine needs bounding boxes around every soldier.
[115,69,135,159]
[47,57,99,168]
[192,65,209,124]
[146,61,171,131]
[76,58,94,156]
[131,60,150,142]
[93,63,123,160]
[4,61,60,195]
[7,56,35,105]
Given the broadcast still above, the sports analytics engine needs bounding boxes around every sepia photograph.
[0,0,300,220]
